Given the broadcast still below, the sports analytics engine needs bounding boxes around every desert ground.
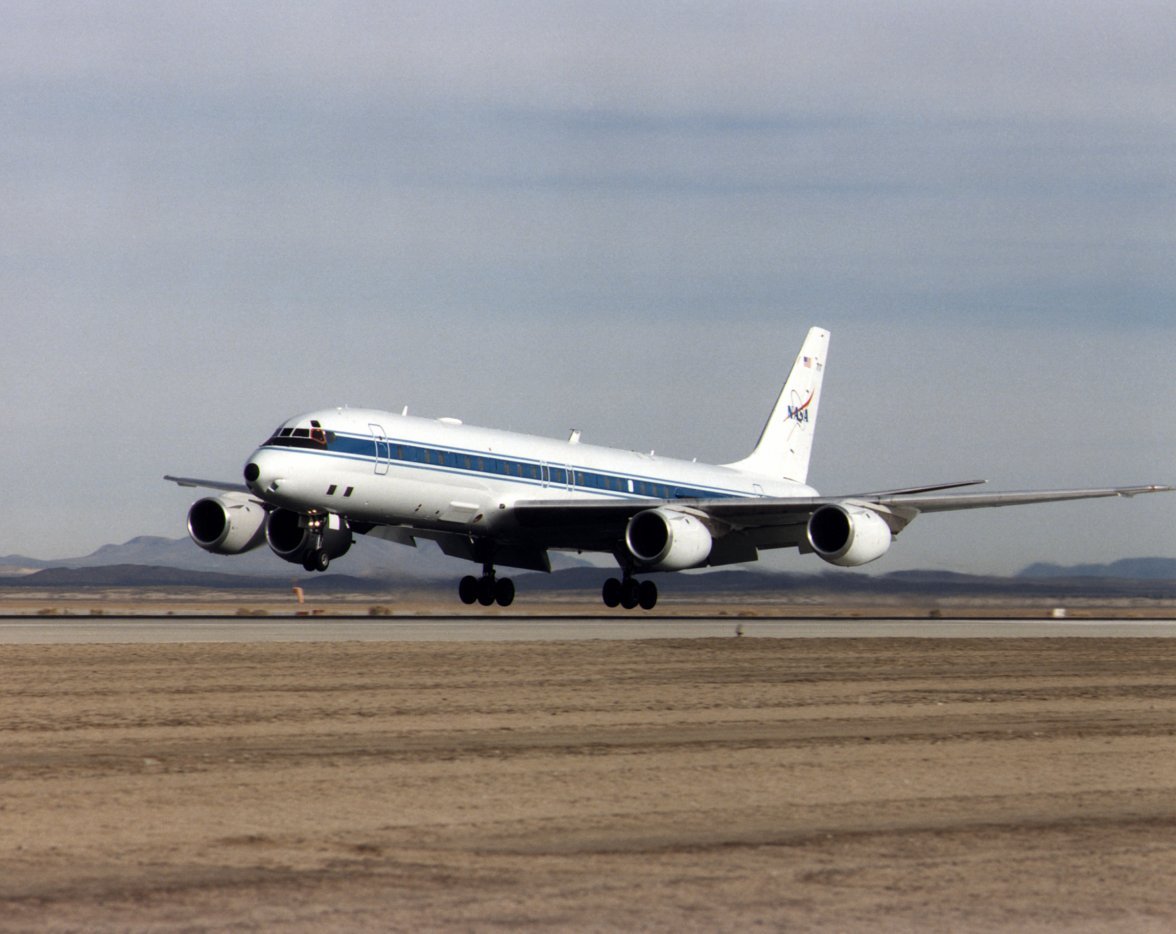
[2,632,1175,931]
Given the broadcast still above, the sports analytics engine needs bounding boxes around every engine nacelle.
[625,508,713,571]
[265,508,352,564]
[186,493,268,555]
[807,504,892,567]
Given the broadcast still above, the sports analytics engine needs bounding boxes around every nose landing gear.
[302,549,331,573]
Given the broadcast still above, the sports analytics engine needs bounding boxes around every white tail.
[724,326,829,483]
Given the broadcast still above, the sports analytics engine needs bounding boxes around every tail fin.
[724,326,830,483]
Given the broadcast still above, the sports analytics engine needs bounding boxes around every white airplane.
[167,327,1170,609]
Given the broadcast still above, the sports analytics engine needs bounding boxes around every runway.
[1,614,1175,643]
[3,632,1175,930]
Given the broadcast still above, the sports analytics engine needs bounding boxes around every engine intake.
[625,508,713,571]
[807,504,892,567]
[186,493,268,555]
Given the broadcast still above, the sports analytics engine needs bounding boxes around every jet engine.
[807,503,892,567]
[265,508,352,565]
[625,508,713,571]
[186,493,268,555]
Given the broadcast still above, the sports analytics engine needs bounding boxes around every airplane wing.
[710,484,1173,547]
[511,484,1173,556]
[871,485,1172,515]
[165,465,1169,571]
[163,475,252,495]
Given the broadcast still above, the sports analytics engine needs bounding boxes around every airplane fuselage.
[245,407,817,538]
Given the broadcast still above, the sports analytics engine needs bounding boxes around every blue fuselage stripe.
[265,432,747,501]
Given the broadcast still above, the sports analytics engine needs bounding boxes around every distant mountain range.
[0,534,448,579]
[1,536,1173,596]
[1019,558,1176,580]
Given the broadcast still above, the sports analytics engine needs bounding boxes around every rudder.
[724,326,829,483]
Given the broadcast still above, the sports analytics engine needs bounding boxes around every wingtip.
[1118,484,1175,498]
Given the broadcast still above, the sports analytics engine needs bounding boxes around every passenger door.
[369,424,390,475]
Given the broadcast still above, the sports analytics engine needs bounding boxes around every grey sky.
[3,1,1173,573]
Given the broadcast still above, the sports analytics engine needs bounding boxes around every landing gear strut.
[458,562,515,607]
[602,574,657,610]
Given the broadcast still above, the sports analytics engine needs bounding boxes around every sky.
[2,0,1174,574]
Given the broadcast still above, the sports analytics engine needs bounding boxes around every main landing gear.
[454,553,655,611]
[602,575,658,611]
[458,564,515,607]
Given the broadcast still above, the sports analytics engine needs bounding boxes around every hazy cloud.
[2,1,1172,571]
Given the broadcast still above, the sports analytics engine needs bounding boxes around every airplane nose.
[244,453,283,494]
[242,454,281,491]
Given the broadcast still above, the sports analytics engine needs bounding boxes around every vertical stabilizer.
[724,326,829,482]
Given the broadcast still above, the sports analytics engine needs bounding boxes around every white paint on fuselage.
[245,407,818,535]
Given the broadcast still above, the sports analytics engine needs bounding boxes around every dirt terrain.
[2,636,1175,931]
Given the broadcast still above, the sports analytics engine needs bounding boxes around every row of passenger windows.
[263,430,701,498]
[382,443,686,498]
[388,444,545,480]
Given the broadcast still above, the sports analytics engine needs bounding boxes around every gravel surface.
[2,637,1175,931]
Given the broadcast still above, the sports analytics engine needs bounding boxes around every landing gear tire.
[462,573,516,607]
[620,578,641,610]
[602,577,622,608]
[638,579,658,610]
[303,549,329,572]
[603,576,657,610]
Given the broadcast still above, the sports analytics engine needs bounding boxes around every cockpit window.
[263,423,333,450]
